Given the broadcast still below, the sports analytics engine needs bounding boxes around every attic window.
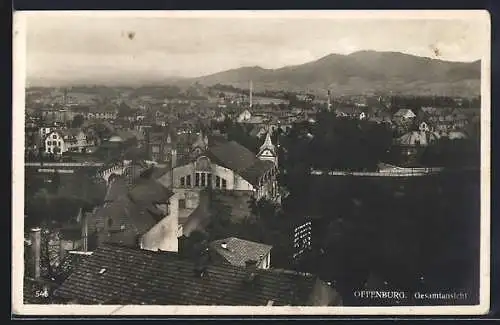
[221,242,228,250]
[98,268,107,275]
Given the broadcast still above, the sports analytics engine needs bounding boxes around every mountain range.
[27,51,481,97]
[188,51,481,97]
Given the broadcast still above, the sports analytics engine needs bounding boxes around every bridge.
[96,160,158,184]
[96,161,129,183]
[26,159,159,184]
[25,162,106,176]
[25,162,105,167]
[25,161,127,184]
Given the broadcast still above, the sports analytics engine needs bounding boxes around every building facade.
[44,129,91,154]
[167,131,279,203]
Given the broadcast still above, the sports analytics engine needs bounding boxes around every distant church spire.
[192,130,208,156]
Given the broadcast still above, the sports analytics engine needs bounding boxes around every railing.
[310,169,440,177]
[281,166,445,177]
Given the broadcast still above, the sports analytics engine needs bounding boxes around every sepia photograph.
[12,10,490,315]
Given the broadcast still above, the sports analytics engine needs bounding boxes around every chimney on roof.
[194,246,210,278]
[245,259,259,269]
[30,227,41,280]
[81,212,88,252]
[267,300,274,306]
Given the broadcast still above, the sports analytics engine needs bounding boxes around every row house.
[335,106,369,120]
[84,107,118,120]
[44,129,94,154]
[392,108,417,123]
[39,108,80,124]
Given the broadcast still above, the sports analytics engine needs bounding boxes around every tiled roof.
[207,141,256,173]
[393,108,416,118]
[53,253,90,283]
[209,237,272,268]
[240,160,275,186]
[104,177,129,202]
[88,174,174,242]
[54,244,338,306]
[88,195,155,236]
[206,141,274,186]
[148,165,171,180]
[128,178,174,204]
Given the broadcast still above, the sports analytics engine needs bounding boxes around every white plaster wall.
[141,193,180,253]
[172,163,195,188]
[212,165,235,189]
[172,188,200,209]
[234,174,255,192]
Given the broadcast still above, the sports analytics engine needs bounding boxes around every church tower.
[191,130,208,157]
[257,130,277,166]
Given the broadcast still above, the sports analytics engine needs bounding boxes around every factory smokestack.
[327,90,331,112]
[249,80,253,108]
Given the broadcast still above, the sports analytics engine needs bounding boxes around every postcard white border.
[12,10,491,316]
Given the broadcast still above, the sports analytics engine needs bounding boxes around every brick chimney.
[194,247,210,278]
[30,228,41,280]
[81,213,88,252]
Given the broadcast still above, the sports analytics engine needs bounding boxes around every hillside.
[191,51,481,97]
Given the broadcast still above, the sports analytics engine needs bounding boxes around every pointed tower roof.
[259,130,275,154]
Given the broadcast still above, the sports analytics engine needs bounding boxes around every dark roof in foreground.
[54,244,340,306]
[209,237,272,268]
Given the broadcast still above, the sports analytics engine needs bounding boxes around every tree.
[71,114,84,128]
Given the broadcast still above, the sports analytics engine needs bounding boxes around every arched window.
[195,156,211,172]
[195,156,212,188]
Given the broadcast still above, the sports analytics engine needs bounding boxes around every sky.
[21,11,489,86]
